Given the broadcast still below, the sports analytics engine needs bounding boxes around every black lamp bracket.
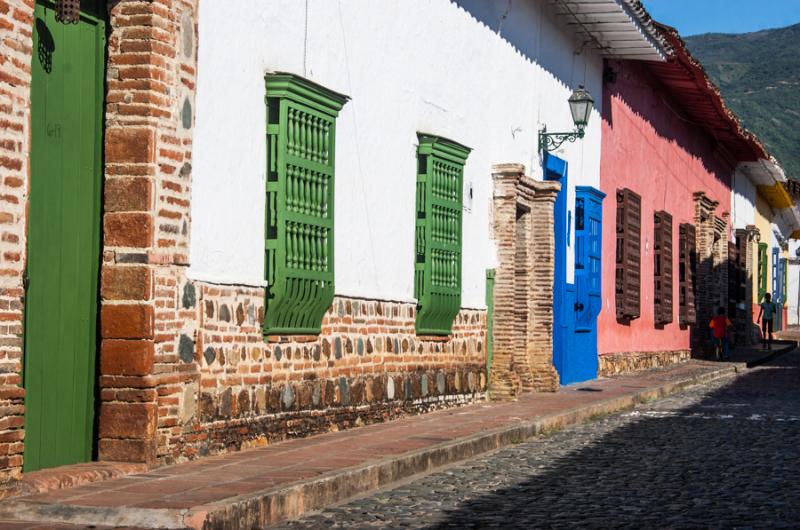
[538,125,586,154]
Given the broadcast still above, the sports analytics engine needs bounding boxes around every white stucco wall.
[788,241,800,326]
[190,0,603,308]
[731,168,756,232]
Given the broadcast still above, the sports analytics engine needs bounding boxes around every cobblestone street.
[281,351,800,529]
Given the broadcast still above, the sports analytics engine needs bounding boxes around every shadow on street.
[428,351,800,529]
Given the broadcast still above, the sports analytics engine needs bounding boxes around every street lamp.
[538,85,595,154]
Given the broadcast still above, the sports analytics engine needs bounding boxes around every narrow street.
[280,350,800,529]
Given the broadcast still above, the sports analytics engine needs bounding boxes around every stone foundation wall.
[598,350,691,377]
[152,270,487,464]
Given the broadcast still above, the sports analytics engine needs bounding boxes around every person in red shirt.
[709,306,732,361]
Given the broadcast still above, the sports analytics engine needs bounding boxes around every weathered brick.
[101,304,154,339]
[104,212,153,248]
[98,403,156,439]
[98,438,156,465]
[100,339,155,376]
[104,177,153,212]
[105,128,155,164]
[101,265,151,301]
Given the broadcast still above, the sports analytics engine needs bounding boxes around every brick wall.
[0,0,492,484]
[152,274,486,463]
[0,0,33,485]
[489,164,559,399]
[98,0,199,466]
[692,192,728,350]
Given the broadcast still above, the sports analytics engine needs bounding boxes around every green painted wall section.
[758,242,768,303]
[414,134,470,335]
[23,1,105,471]
[485,269,495,376]
[263,74,348,335]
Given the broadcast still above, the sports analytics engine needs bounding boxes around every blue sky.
[642,0,800,36]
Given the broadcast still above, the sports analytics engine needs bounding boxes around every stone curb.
[0,363,744,530]
[742,340,796,368]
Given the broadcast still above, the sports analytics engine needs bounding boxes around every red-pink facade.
[598,60,732,357]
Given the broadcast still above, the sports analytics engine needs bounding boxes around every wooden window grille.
[653,210,673,325]
[263,74,348,335]
[678,223,697,325]
[615,188,641,321]
[414,134,470,335]
[757,242,768,303]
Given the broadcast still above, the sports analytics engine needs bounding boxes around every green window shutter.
[414,134,471,335]
[264,74,348,336]
[758,242,768,303]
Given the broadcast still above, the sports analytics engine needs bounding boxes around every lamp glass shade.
[568,85,594,129]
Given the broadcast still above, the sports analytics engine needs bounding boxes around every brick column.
[0,0,34,484]
[490,165,524,399]
[715,214,729,312]
[526,177,560,392]
[99,0,198,465]
[692,192,719,350]
[489,164,559,399]
[735,227,757,345]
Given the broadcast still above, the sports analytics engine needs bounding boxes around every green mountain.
[684,24,800,179]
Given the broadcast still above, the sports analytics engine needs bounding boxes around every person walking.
[757,292,777,350]
[709,306,732,361]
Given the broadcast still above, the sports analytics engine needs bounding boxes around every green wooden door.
[24,0,105,472]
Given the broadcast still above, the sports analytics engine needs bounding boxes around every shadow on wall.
[602,60,733,191]
[452,0,602,107]
[428,352,800,528]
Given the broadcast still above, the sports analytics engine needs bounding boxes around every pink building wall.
[598,60,733,356]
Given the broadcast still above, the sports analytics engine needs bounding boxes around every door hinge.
[22,271,29,291]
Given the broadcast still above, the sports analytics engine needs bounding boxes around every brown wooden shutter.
[654,211,673,325]
[615,188,641,321]
[679,223,697,325]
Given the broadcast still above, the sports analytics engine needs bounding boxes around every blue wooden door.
[544,156,570,382]
[546,154,605,385]
[570,186,605,383]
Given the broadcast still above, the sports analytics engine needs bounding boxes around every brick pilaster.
[489,164,559,399]
[0,0,34,485]
[99,0,199,465]
[693,192,718,349]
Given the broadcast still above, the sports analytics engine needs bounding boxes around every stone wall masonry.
[151,270,487,464]
[598,350,691,377]
[0,0,34,486]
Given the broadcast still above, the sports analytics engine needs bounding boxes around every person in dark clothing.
[757,292,777,350]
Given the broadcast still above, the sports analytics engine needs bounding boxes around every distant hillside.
[685,24,800,179]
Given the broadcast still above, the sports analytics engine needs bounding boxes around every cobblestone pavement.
[280,351,800,529]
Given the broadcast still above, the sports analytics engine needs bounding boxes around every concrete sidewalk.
[0,360,749,530]
[728,339,797,367]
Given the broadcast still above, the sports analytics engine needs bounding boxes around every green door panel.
[24,1,105,472]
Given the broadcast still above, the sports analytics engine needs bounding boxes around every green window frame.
[758,242,768,303]
[264,74,348,336]
[414,134,471,335]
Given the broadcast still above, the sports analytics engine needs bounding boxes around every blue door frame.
[545,155,605,385]
[773,249,785,331]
